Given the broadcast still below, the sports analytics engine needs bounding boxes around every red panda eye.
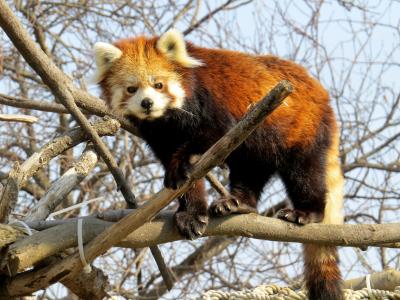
[154,82,163,89]
[127,86,138,94]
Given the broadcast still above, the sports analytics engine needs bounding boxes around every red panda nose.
[141,98,153,110]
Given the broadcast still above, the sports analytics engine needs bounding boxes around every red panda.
[93,29,344,300]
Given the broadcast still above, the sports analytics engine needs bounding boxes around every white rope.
[9,220,33,236]
[365,274,372,293]
[77,218,92,273]
[48,196,104,219]
[200,285,400,300]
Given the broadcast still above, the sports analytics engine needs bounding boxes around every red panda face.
[93,29,202,120]
[104,63,186,120]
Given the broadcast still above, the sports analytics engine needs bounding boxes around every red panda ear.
[92,42,122,83]
[156,29,203,68]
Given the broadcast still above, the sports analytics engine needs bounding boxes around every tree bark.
[2,212,400,279]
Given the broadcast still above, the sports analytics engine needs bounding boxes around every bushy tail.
[303,245,343,299]
[304,127,344,300]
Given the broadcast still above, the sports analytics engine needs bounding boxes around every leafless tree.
[0,0,399,299]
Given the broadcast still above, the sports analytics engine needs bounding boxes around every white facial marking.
[110,77,186,120]
[125,87,170,120]
[168,80,186,109]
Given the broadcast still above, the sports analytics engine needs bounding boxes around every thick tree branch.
[1,213,400,291]
[142,200,289,299]
[60,263,109,300]
[344,269,400,291]
[0,224,24,249]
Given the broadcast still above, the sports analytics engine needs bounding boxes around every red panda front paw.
[209,196,258,217]
[174,211,208,240]
[276,208,323,225]
[164,161,191,189]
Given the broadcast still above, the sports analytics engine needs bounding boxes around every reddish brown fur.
[101,38,329,150]
[98,35,343,300]
[187,45,329,149]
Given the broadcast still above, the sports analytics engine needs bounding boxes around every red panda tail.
[303,245,343,300]
[304,124,344,299]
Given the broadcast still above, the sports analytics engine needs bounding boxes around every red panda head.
[93,29,202,120]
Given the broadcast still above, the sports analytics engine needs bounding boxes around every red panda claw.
[276,208,322,225]
[174,211,208,239]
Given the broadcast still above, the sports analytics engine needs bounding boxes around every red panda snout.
[141,98,153,110]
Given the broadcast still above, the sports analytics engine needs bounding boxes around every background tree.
[0,0,399,299]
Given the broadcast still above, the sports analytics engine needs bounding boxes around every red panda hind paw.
[275,208,323,225]
[174,211,208,240]
[209,196,258,217]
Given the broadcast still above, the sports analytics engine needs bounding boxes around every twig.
[183,0,244,36]
[0,93,71,114]
[0,114,38,123]
[205,173,229,197]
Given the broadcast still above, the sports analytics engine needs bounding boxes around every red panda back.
[187,45,331,149]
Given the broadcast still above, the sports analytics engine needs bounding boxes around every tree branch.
[0,114,38,123]
[2,213,400,295]
[344,269,400,291]
[24,147,98,222]
[0,117,119,223]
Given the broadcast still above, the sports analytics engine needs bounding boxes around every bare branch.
[0,117,119,223]
[24,148,99,222]
[2,212,400,290]
[0,114,38,123]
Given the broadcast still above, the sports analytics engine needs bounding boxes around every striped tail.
[304,127,344,300]
[303,245,342,299]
